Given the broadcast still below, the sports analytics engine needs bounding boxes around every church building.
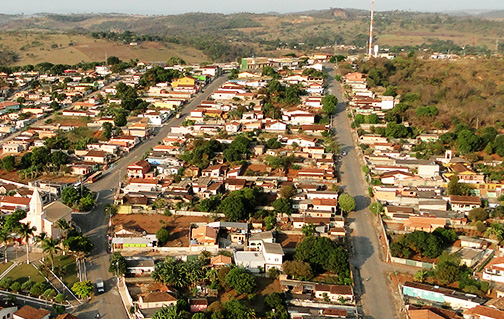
[20,188,73,239]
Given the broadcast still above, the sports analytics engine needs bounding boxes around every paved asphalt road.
[72,75,228,319]
[327,66,398,319]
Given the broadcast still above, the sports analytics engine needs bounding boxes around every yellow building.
[172,76,196,88]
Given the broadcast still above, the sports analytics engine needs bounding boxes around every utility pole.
[368,0,375,59]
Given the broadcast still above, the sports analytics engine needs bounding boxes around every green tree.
[61,187,81,206]
[321,95,338,115]
[468,207,488,222]
[63,235,94,261]
[279,185,296,199]
[10,281,21,292]
[485,223,504,241]
[78,193,95,211]
[0,277,13,290]
[18,223,36,264]
[219,189,258,221]
[199,196,221,212]
[166,56,187,66]
[41,237,61,270]
[114,111,127,127]
[156,228,170,246]
[264,215,276,231]
[107,56,121,65]
[55,293,66,303]
[71,280,94,299]
[338,193,356,213]
[266,138,281,149]
[281,260,313,280]
[224,299,255,319]
[456,130,481,154]
[369,202,383,215]
[225,268,256,294]
[30,283,46,296]
[109,252,128,277]
[435,258,461,284]
[21,280,34,292]
[52,304,66,315]
[101,122,113,140]
[447,175,472,196]
[2,156,15,171]
[272,198,293,216]
[301,223,316,237]
[0,230,12,263]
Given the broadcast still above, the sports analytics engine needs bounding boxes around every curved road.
[72,75,228,319]
[327,66,398,319]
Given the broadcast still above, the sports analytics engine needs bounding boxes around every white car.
[96,278,105,293]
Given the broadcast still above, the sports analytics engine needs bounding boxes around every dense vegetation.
[292,236,352,285]
[390,229,457,259]
[358,57,504,130]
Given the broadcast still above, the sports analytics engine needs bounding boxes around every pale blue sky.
[4,0,504,15]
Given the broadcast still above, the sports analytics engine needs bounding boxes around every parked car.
[96,278,104,293]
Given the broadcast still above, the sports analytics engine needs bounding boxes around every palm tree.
[0,230,11,263]
[41,238,61,271]
[55,219,74,241]
[17,223,36,264]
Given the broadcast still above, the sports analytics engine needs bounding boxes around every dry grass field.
[0,32,208,66]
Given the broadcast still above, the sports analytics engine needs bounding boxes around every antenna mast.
[368,0,375,58]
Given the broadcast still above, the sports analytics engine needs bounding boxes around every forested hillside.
[357,57,504,130]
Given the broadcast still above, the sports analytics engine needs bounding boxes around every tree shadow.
[354,195,371,212]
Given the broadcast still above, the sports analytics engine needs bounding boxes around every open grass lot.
[0,262,13,276]
[53,115,91,127]
[54,255,79,288]
[0,32,208,66]
[6,263,46,284]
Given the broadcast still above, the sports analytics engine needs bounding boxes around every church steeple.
[29,187,43,216]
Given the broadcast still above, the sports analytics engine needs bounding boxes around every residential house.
[210,255,232,267]
[457,248,485,268]
[13,306,50,319]
[172,76,196,88]
[264,120,287,132]
[126,259,156,275]
[262,242,284,271]
[123,178,159,193]
[459,236,487,249]
[283,136,318,148]
[137,292,177,309]
[402,281,486,310]
[314,284,354,303]
[403,216,446,233]
[190,299,208,313]
[449,196,481,213]
[359,134,388,145]
[463,305,504,319]
[312,198,338,213]
[202,165,227,178]
[83,150,111,164]
[233,240,284,272]
[127,160,152,179]
[0,303,17,319]
[191,226,218,247]
[0,196,31,213]
[482,256,504,284]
